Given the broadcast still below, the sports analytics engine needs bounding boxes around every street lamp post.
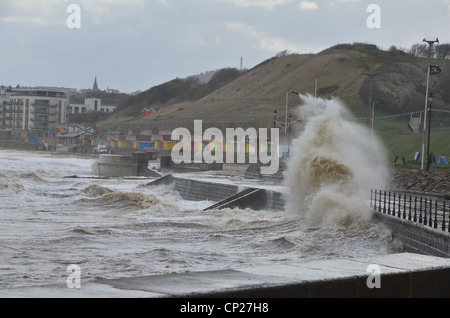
[285,91,299,158]
[371,100,381,137]
[421,37,439,170]
[426,93,434,171]
[363,72,380,129]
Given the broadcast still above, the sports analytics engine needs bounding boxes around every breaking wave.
[286,95,389,227]
[0,171,25,193]
[0,180,25,193]
[78,185,178,211]
[17,170,50,181]
[81,184,114,197]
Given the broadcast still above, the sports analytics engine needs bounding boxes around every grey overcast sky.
[1,0,449,93]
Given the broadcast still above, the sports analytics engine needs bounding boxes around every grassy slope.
[380,126,450,165]
[99,50,370,132]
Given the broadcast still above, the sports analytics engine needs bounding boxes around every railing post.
[378,190,382,212]
[429,199,434,228]
[414,197,418,222]
[403,194,407,219]
[383,191,387,214]
[424,198,428,226]
[388,192,391,215]
[419,198,423,224]
[392,193,396,216]
[408,195,412,221]
[443,201,447,232]
[434,200,438,229]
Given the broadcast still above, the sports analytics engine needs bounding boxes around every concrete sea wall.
[173,178,240,202]
[171,177,286,211]
[375,213,450,258]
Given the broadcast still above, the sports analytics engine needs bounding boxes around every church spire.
[93,76,98,90]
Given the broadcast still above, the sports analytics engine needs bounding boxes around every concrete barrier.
[375,213,450,258]
[204,188,285,212]
[173,178,240,202]
[98,153,161,178]
[147,174,174,187]
[144,176,286,211]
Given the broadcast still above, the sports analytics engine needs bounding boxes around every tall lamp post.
[371,100,382,137]
[285,91,299,158]
[426,93,434,171]
[421,37,439,170]
[363,72,380,129]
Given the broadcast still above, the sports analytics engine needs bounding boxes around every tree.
[388,45,398,52]
[409,43,431,58]
[275,50,290,58]
[436,43,450,59]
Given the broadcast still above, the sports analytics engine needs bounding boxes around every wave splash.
[77,184,182,212]
[286,95,388,227]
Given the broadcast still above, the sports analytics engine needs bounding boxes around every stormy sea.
[0,96,400,292]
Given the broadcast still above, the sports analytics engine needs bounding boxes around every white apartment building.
[69,98,117,115]
[0,87,73,136]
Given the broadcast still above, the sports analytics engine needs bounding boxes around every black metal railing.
[371,189,449,232]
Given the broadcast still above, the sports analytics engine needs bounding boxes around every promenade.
[2,253,450,298]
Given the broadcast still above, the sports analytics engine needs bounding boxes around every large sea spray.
[286,95,389,227]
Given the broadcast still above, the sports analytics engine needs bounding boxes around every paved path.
[2,253,450,298]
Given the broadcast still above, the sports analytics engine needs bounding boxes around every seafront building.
[69,98,117,115]
[0,86,73,139]
[0,85,117,141]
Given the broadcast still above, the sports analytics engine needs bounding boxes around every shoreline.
[1,145,449,197]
